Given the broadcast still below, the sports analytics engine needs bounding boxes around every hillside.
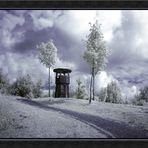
[0,95,148,138]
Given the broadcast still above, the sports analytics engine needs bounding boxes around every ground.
[0,94,148,138]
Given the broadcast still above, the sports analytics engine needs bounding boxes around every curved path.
[17,99,148,138]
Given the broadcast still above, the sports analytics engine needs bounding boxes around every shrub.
[98,87,107,102]
[9,74,33,99]
[9,75,42,99]
[138,86,148,102]
[105,81,122,104]
[32,79,42,98]
[0,68,9,94]
[132,99,145,106]
[76,78,88,99]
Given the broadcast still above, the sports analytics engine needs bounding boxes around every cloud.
[94,71,114,93]
[0,52,52,83]
[1,10,148,98]
[107,10,148,90]
[0,11,25,51]
[29,10,62,31]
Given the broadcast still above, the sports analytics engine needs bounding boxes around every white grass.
[0,95,148,138]
[0,95,106,138]
[35,97,148,131]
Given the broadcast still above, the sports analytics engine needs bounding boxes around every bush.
[32,79,42,98]
[132,99,145,106]
[138,86,148,102]
[0,68,9,94]
[9,75,42,99]
[0,68,42,99]
[76,78,88,99]
[69,90,76,98]
[105,81,122,104]
[131,86,148,106]
[9,74,34,99]
[98,87,107,102]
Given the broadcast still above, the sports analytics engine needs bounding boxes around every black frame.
[0,0,148,147]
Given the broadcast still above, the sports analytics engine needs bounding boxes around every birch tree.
[83,21,110,104]
[37,40,57,97]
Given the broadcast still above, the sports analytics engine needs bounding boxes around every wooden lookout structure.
[53,68,72,98]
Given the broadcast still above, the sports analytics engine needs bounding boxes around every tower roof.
[53,68,72,73]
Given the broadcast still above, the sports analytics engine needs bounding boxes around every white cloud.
[122,85,140,103]
[97,10,122,42]
[54,10,122,44]
[0,11,25,48]
[0,11,24,31]
[94,71,114,93]
[54,57,77,71]
[0,52,51,83]
[29,10,62,31]
[55,10,96,41]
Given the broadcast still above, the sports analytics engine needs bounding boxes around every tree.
[32,79,42,98]
[83,21,110,104]
[106,81,122,104]
[76,78,88,99]
[137,86,148,102]
[0,68,9,94]
[10,74,34,99]
[37,40,57,97]
[98,87,107,102]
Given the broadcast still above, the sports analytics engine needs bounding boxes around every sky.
[0,10,148,99]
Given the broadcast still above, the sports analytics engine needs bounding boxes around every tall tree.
[37,40,57,97]
[83,21,110,104]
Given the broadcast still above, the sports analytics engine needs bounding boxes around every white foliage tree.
[37,40,57,97]
[32,79,42,98]
[76,78,88,99]
[98,87,107,102]
[10,74,34,99]
[83,21,110,104]
[106,81,122,104]
[0,68,9,94]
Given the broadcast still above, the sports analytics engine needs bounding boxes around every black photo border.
[0,0,148,148]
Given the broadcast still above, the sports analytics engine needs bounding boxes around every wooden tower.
[53,68,72,98]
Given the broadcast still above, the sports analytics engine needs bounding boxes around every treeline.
[73,78,148,106]
[0,68,42,99]
[73,79,122,104]
[133,86,148,106]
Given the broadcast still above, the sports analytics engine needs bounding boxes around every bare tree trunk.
[49,67,51,97]
[92,58,95,101]
[89,69,93,104]
[92,67,95,100]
